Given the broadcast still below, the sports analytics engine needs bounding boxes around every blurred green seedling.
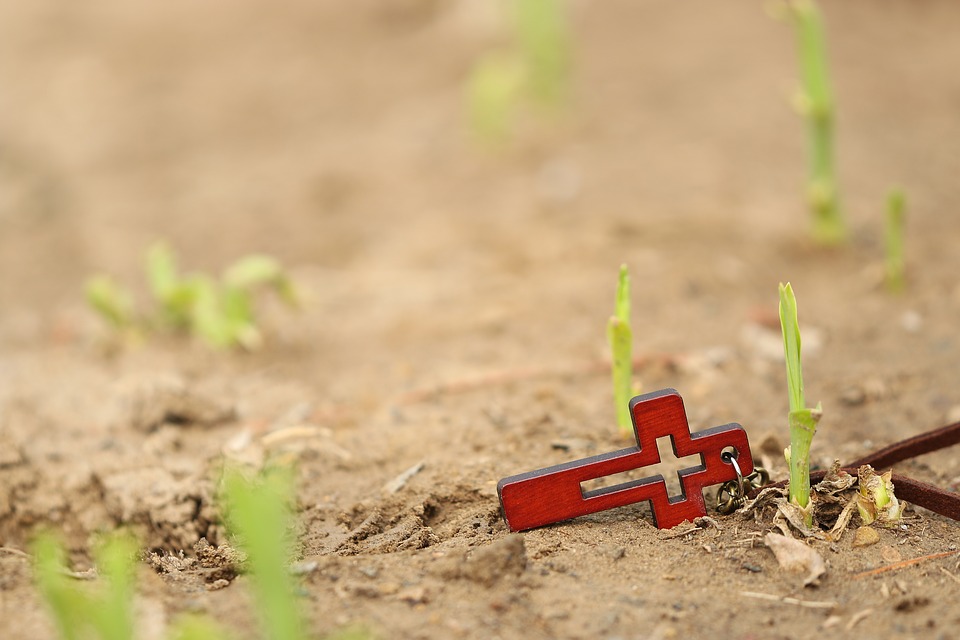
[33,531,138,640]
[778,282,821,527]
[786,0,846,245]
[467,0,571,141]
[33,486,366,640]
[86,242,297,350]
[607,264,633,436]
[34,531,232,640]
[222,465,305,640]
[884,188,906,292]
[166,616,231,640]
[85,276,137,334]
[509,0,571,106]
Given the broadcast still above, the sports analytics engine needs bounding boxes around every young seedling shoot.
[856,465,905,527]
[33,530,235,640]
[223,465,306,640]
[86,241,297,350]
[789,0,845,245]
[467,0,571,142]
[607,264,633,435]
[509,0,571,108]
[85,276,136,334]
[779,282,822,526]
[467,52,527,142]
[884,188,907,292]
[33,530,138,640]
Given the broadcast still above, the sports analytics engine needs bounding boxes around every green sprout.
[33,531,138,640]
[222,466,305,640]
[884,188,906,292]
[467,52,527,142]
[467,0,571,141]
[33,480,366,640]
[85,276,136,333]
[509,0,571,107]
[779,282,822,526]
[33,530,231,640]
[789,0,845,245]
[86,242,297,350]
[856,465,904,527]
[167,616,231,640]
[607,264,633,435]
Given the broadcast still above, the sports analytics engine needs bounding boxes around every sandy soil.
[2,1,960,638]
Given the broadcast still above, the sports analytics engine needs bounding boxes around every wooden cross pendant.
[497,388,754,531]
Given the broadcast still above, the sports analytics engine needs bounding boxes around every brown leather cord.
[847,420,960,470]
[748,421,960,521]
[890,473,960,521]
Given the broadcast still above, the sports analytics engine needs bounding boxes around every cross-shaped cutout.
[580,436,701,501]
[498,388,755,530]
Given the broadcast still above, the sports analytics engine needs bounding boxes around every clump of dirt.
[150,538,245,591]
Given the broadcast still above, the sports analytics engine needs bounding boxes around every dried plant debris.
[764,532,826,587]
[739,461,867,541]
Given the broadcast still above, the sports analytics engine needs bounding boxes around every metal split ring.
[716,451,769,515]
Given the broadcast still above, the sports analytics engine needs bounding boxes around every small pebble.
[395,586,428,604]
[881,545,903,563]
[853,526,880,548]
[758,433,784,457]
[900,310,923,333]
[289,560,318,575]
[207,579,230,591]
[840,387,865,406]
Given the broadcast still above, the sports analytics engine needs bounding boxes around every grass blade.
[791,0,845,245]
[885,188,906,292]
[223,467,305,640]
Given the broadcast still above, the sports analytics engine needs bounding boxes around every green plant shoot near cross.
[608,264,633,435]
[790,0,845,245]
[779,282,821,526]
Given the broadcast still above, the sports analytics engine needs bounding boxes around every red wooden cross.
[497,388,754,531]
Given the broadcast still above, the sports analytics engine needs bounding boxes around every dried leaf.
[777,499,818,538]
[816,461,856,494]
[826,498,858,541]
[764,532,826,586]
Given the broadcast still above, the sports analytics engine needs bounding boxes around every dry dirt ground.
[2,1,960,639]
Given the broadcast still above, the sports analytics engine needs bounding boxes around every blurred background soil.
[2,1,960,638]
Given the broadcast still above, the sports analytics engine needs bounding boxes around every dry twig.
[939,566,960,585]
[740,591,836,609]
[845,608,873,630]
[0,546,30,560]
[851,550,959,580]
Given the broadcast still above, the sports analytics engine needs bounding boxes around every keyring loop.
[721,450,744,497]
